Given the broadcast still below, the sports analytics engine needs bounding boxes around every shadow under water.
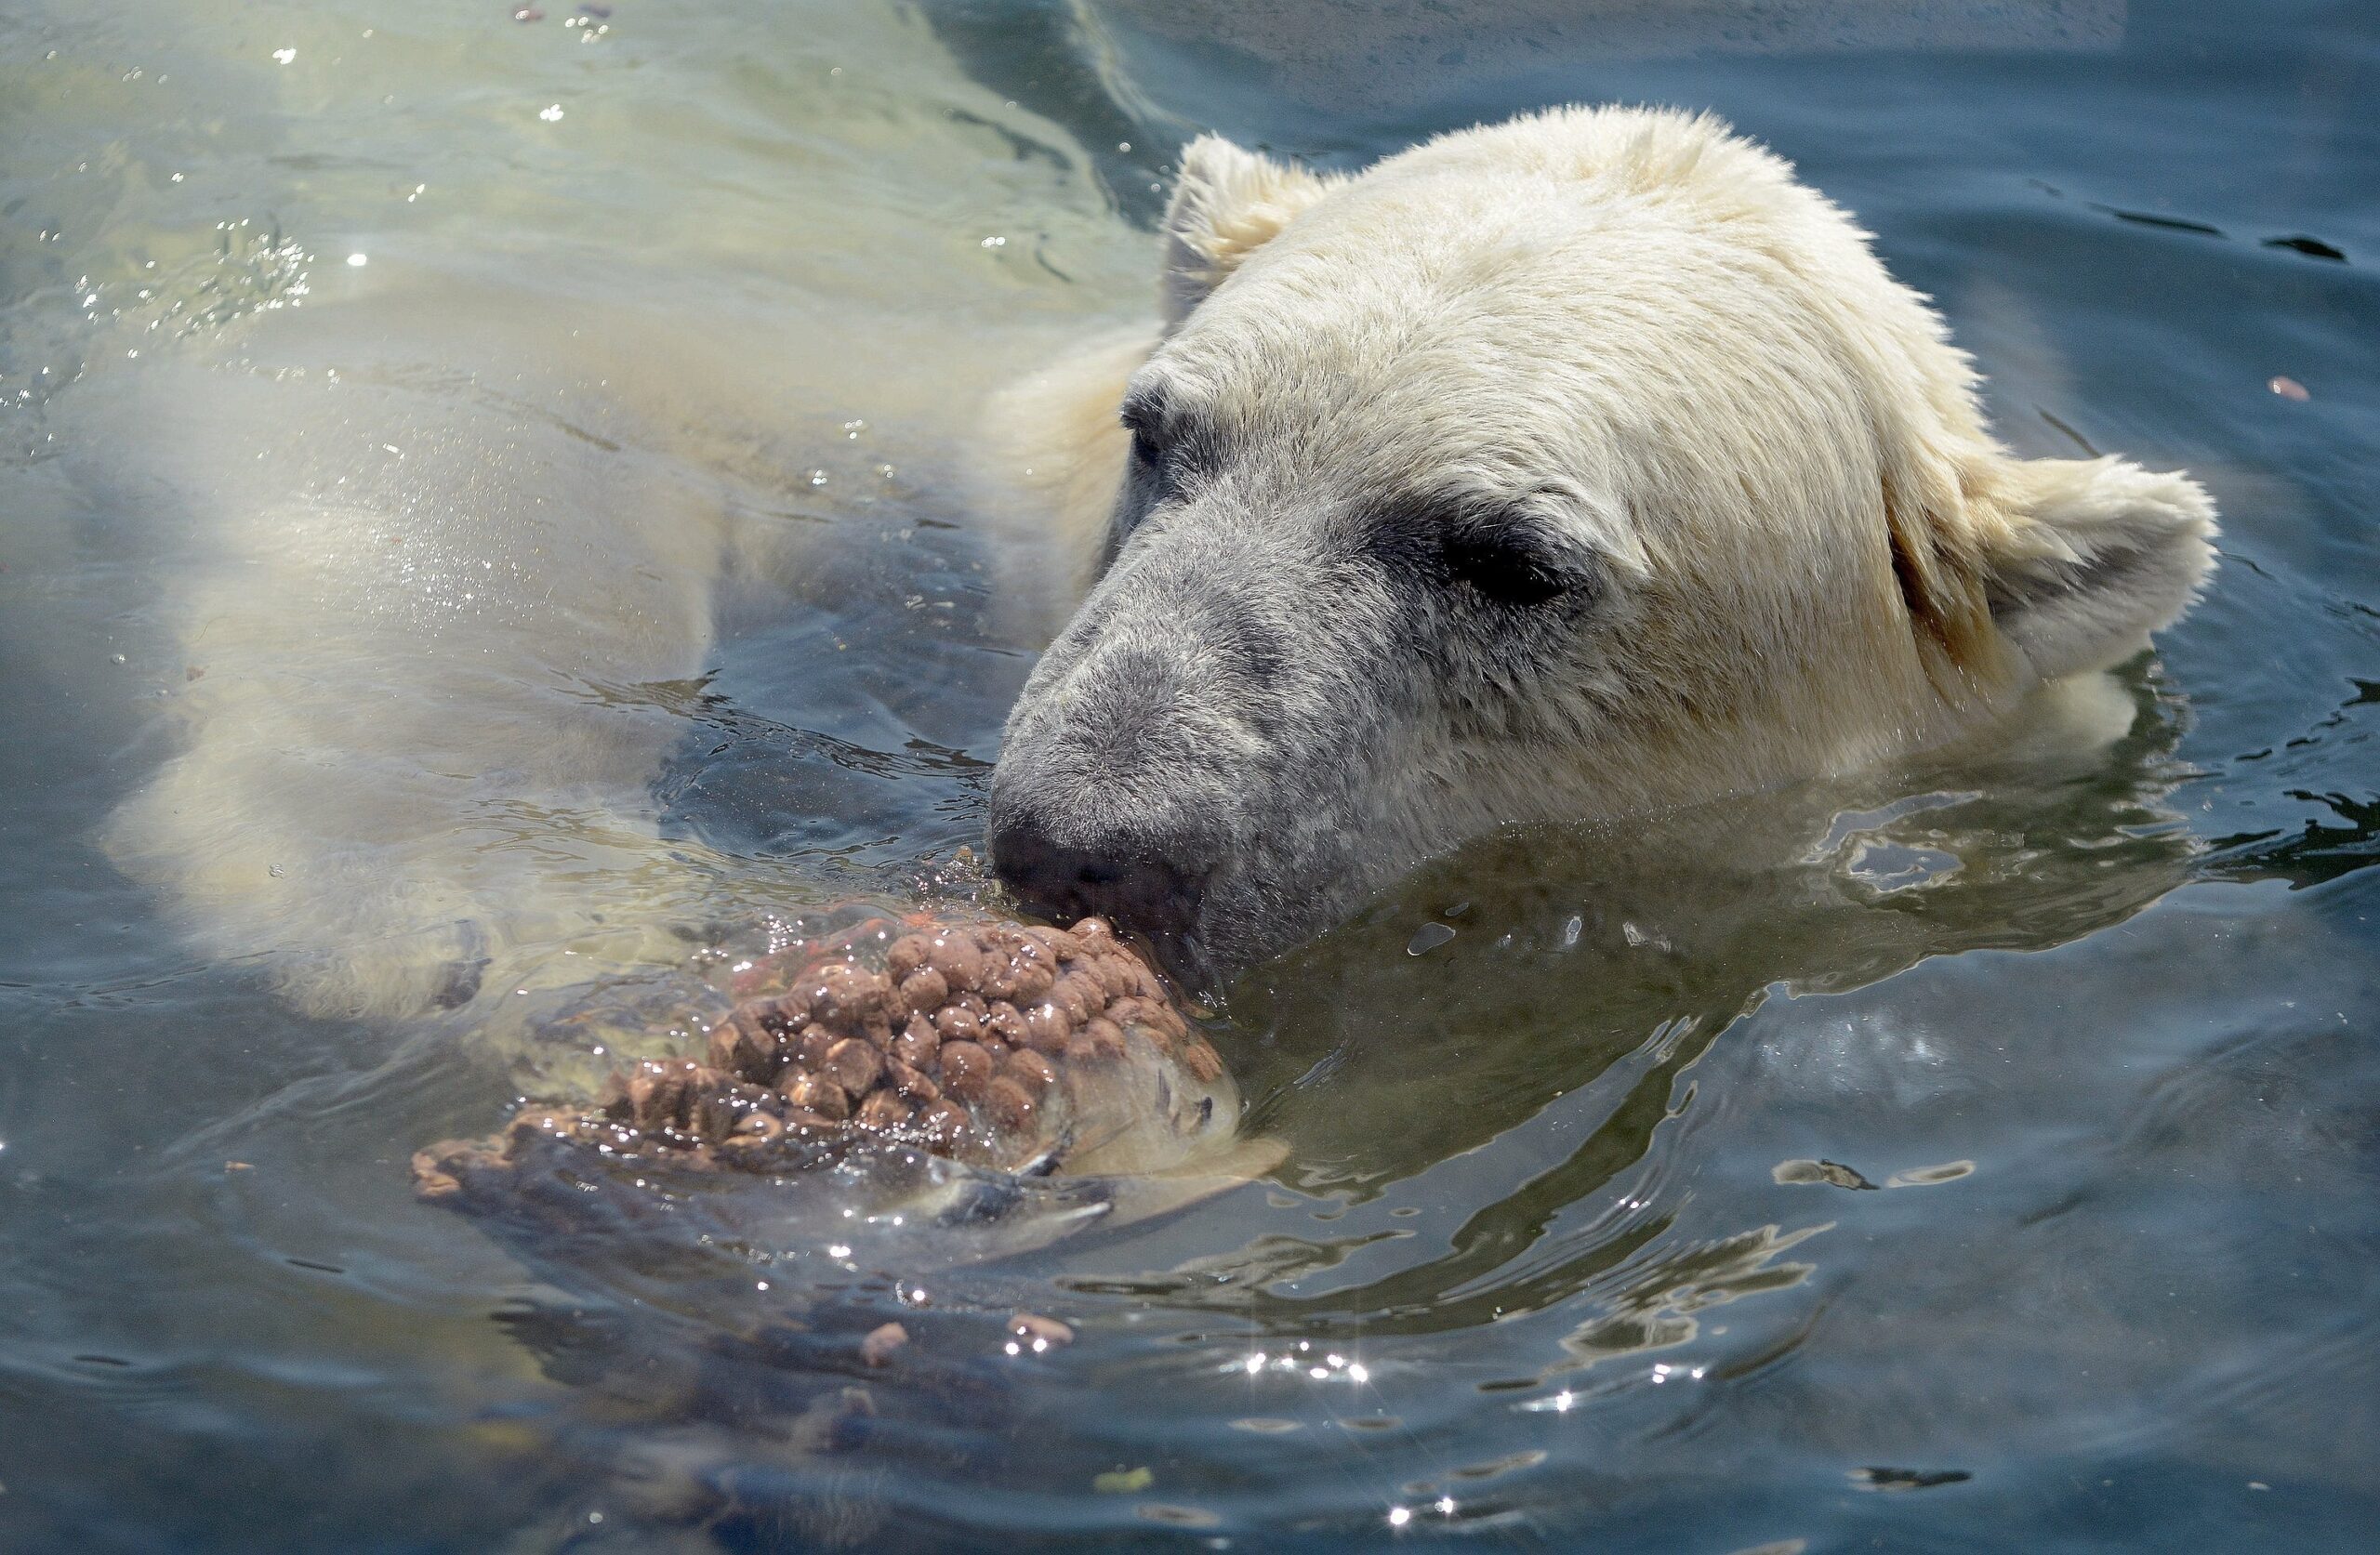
[1072,665,2203,1340]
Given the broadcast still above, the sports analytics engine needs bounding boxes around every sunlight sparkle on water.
[1232,1350,1370,1385]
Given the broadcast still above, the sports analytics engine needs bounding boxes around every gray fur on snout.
[989,505,1419,986]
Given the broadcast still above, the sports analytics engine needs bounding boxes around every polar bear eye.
[1439,526,1575,607]
[1119,398,1167,471]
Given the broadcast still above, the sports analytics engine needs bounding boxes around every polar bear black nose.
[986,807,1208,955]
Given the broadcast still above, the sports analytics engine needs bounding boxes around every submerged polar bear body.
[985,107,2215,982]
[99,102,2213,1026]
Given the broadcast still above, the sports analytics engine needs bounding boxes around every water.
[3,1,2376,1548]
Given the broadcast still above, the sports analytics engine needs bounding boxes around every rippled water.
[4,2,2376,1549]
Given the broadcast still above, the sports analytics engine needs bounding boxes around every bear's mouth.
[984,816,1216,983]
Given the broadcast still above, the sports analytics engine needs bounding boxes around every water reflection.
[1056,665,2201,1384]
[4,0,2378,1549]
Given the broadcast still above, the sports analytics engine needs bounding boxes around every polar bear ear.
[1982,455,2218,680]
[1160,136,1334,324]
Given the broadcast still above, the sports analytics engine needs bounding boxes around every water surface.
[3,1,2376,1549]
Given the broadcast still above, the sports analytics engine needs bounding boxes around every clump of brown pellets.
[413,913,1225,1195]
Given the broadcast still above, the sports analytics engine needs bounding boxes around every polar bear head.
[987,107,2215,986]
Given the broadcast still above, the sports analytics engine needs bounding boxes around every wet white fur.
[981,107,2216,971]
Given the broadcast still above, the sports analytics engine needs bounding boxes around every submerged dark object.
[2262,233,2347,262]
[413,909,1275,1266]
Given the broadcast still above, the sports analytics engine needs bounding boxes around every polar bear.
[983,106,2216,985]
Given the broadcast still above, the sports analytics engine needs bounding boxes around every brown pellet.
[807,961,901,1040]
[886,934,932,982]
[885,1057,941,1104]
[692,1089,739,1144]
[896,967,948,1013]
[786,1074,851,1121]
[628,1062,694,1130]
[1109,995,1187,1048]
[1023,1000,1073,1053]
[1049,973,1096,1023]
[855,1090,912,1131]
[705,1018,745,1076]
[924,931,986,993]
[735,1111,785,1140]
[1091,953,1136,1000]
[1078,1016,1128,1060]
[823,1037,885,1097]
[1023,924,1082,961]
[794,1023,839,1071]
[709,1009,780,1080]
[984,1000,1031,1048]
[932,1005,982,1044]
[939,1040,994,1100]
[892,1016,940,1069]
[1004,1048,1058,1094]
[1008,959,1054,1006]
[756,989,811,1034]
[1181,1037,1224,1083]
[918,1099,969,1150]
[983,1075,1038,1132]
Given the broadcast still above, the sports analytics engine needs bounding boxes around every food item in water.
[412,913,1229,1194]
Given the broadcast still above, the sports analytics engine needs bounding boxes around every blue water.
[3,2,2376,1549]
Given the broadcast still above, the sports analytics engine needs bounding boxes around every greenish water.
[3,2,2376,1549]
